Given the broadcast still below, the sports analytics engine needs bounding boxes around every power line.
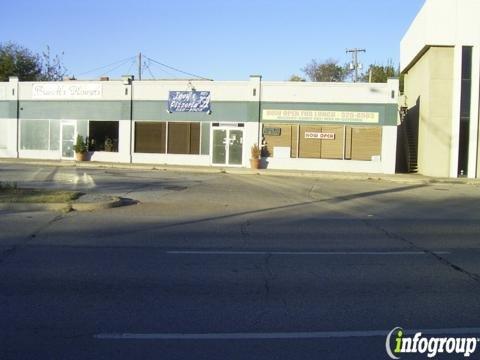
[144,55,212,80]
[126,58,137,76]
[146,59,178,78]
[78,56,136,76]
[101,58,136,76]
[144,61,157,80]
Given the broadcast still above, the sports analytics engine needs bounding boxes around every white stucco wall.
[0,81,19,158]
[401,0,480,178]
[261,79,398,105]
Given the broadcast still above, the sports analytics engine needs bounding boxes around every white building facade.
[0,76,399,174]
[401,0,480,178]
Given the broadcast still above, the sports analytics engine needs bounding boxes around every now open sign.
[304,132,335,140]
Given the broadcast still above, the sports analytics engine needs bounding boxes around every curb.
[71,196,124,211]
[0,196,124,213]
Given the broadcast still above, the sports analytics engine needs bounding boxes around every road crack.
[363,219,480,284]
[0,214,66,266]
[240,220,251,247]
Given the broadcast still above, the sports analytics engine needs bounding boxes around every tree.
[0,42,67,81]
[288,74,306,82]
[361,63,397,83]
[301,59,350,82]
[39,46,67,81]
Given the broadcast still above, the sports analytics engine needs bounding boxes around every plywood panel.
[299,125,322,158]
[350,127,382,161]
[320,126,344,159]
[263,124,292,157]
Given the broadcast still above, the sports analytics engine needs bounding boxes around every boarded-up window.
[167,122,200,155]
[345,127,382,161]
[263,124,296,157]
[299,125,321,158]
[318,125,343,160]
[134,122,166,153]
[298,125,344,159]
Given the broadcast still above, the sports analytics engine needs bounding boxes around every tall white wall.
[261,79,398,104]
[0,80,19,158]
[402,0,480,178]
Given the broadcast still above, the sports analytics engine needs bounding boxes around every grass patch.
[0,184,82,203]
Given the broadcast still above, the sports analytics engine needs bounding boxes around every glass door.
[61,122,76,159]
[212,128,243,166]
[228,129,243,165]
[212,129,227,164]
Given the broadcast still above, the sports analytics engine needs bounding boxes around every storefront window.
[263,124,297,158]
[298,125,344,160]
[167,122,200,155]
[0,121,7,149]
[134,122,166,153]
[49,120,60,151]
[346,127,382,161]
[21,120,50,150]
[263,123,382,161]
[88,121,119,152]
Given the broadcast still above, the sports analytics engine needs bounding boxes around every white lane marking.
[94,327,480,340]
[29,168,44,181]
[71,172,96,188]
[166,250,450,256]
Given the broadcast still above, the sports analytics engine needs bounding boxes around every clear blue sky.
[1,0,425,81]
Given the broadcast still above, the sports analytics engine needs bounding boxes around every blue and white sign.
[168,91,211,113]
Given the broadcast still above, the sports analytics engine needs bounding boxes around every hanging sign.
[168,91,210,112]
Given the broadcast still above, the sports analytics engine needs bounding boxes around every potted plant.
[250,143,262,169]
[73,135,88,161]
[104,137,114,152]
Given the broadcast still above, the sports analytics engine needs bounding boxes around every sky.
[1,0,426,81]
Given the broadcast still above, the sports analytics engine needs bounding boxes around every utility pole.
[138,52,142,81]
[346,48,366,83]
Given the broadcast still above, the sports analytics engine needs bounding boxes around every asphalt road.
[1,164,480,359]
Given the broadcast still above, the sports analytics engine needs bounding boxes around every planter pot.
[75,152,88,161]
[250,158,261,169]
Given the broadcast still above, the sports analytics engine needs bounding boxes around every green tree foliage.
[361,63,397,83]
[301,59,350,82]
[288,74,306,82]
[0,42,67,81]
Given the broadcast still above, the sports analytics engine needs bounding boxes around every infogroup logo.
[386,327,479,359]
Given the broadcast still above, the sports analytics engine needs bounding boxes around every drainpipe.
[249,75,262,148]
[9,77,19,158]
[123,75,134,164]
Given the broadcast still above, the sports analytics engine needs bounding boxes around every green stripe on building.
[18,101,130,121]
[133,101,259,123]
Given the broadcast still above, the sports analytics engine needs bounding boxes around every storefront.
[0,75,399,174]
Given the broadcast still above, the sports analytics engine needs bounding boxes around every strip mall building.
[0,76,399,174]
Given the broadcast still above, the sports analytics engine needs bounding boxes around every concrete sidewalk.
[1,158,479,185]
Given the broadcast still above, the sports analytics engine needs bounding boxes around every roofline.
[401,45,454,74]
